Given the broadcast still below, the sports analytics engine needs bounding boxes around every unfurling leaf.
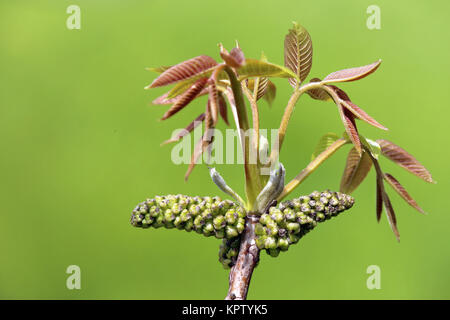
[376,139,434,183]
[284,22,313,87]
[360,136,381,160]
[148,55,217,88]
[208,167,245,206]
[161,113,205,145]
[263,81,276,106]
[311,132,340,160]
[246,78,275,103]
[322,60,381,84]
[161,78,208,120]
[306,78,330,101]
[255,77,269,100]
[340,148,373,194]
[338,105,362,154]
[220,44,245,68]
[237,59,298,81]
[384,173,425,214]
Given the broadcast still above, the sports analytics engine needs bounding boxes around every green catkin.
[218,237,241,269]
[256,190,354,256]
[131,191,354,268]
[130,194,245,240]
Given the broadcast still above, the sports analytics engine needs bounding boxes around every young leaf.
[340,148,373,194]
[384,173,425,214]
[382,189,400,242]
[220,44,245,68]
[161,78,208,120]
[208,81,220,125]
[341,100,388,130]
[376,139,434,183]
[152,92,181,105]
[153,86,209,105]
[161,113,206,145]
[332,86,388,131]
[217,92,229,125]
[311,132,340,160]
[306,78,330,101]
[376,179,383,222]
[322,60,381,84]
[148,55,217,88]
[246,78,274,103]
[284,22,313,87]
[360,136,381,160]
[146,66,172,73]
[263,80,277,106]
[185,136,211,181]
[338,104,362,154]
[237,59,298,81]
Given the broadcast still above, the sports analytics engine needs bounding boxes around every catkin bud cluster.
[130,195,246,240]
[255,190,354,257]
[218,237,241,269]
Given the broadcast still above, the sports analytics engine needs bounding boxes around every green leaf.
[145,66,172,73]
[311,132,340,160]
[360,135,381,159]
[284,22,313,87]
[237,59,299,81]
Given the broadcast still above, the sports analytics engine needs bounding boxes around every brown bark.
[225,214,260,300]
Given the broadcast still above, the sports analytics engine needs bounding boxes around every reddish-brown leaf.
[323,60,381,84]
[185,137,210,181]
[153,86,209,105]
[342,100,388,130]
[306,78,330,101]
[255,77,269,100]
[384,173,425,214]
[284,22,313,87]
[263,81,276,107]
[376,139,434,183]
[148,56,217,88]
[338,104,362,154]
[382,189,400,242]
[160,113,205,145]
[208,81,220,125]
[376,179,383,222]
[152,93,181,105]
[218,92,229,125]
[340,148,373,194]
[220,45,245,68]
[161,78,208,120]
[330,86,387,130]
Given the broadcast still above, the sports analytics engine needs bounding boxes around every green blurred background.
[0,0,448,299]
